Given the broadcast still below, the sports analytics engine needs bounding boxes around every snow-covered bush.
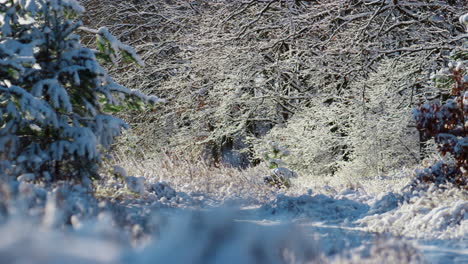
[0,0,159,183]
[261,98,349,176]
[262,57,428,178]
[337,58,428,178]
[412,14,468,189]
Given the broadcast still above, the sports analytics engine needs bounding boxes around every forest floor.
[0,159,467,264]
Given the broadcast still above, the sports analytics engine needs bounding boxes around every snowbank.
[360,185,468,239]
[262,193,369,224]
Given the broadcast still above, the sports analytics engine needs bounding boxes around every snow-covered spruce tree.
[0,0,158,183]
[412,13,468,189]
[261,141,297,188]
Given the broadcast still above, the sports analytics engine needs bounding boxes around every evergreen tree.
[0,0,159,183]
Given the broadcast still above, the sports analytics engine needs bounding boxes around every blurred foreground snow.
[0,178,466,264]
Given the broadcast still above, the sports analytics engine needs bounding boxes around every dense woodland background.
[80,0,467,179]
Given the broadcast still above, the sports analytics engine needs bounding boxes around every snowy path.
[234,212,468,263]
[1,181,466,263]
[134,188,467,263]
[248,187,467,262]
[233,191,467,263]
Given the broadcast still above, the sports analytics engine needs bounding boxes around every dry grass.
[112,149,277,204]
[109,146,415,208]
[297,172,412,195]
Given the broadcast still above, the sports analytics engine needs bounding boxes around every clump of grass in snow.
[112,150,277,203]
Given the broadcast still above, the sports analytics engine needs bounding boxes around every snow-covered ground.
[0,169,467,264]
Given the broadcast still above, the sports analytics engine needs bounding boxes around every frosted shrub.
[0,0,159,182]
[263,55,437,179]
[262,97,349,176]
[412,14,468,189]
[339,58,425,178]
